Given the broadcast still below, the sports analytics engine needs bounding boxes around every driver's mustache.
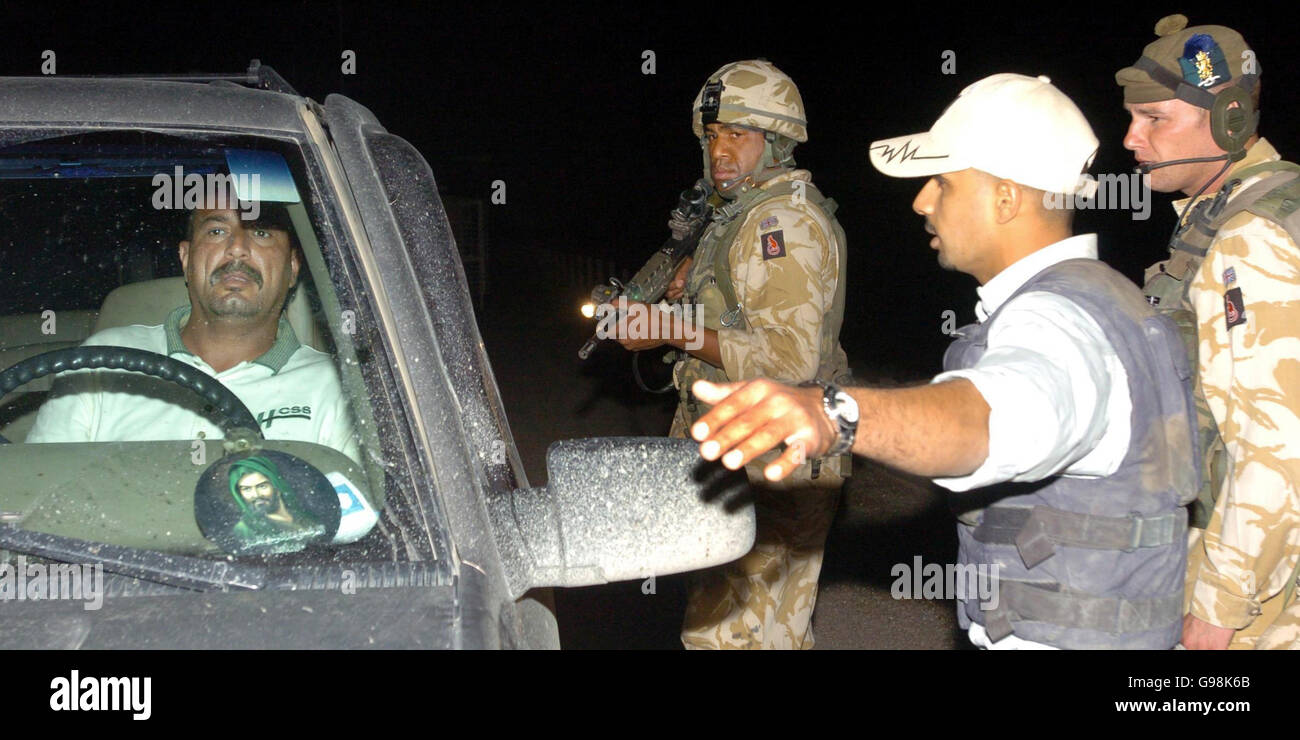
[210,260,263,287]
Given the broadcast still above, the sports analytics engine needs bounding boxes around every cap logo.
[1180,34,1231,88]
[701,80,722,125]
[869,139,948,164]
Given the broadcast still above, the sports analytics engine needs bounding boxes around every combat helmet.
[692,60,807,194]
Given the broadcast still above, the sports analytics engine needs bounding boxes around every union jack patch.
[759,216,779,230]
[1223,266,1236,285]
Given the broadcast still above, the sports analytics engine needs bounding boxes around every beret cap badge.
[1179,33,1230,88]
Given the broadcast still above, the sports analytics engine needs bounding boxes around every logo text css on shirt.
[256,405,312,428]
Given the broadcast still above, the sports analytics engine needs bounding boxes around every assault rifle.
[577,178,714,360]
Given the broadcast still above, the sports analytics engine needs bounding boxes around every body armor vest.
[673,176,850,478]
[947,258,1199,648]
[675,177,849,403]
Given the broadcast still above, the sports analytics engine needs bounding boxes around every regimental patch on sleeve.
[761,230,786,260]
[1224,287,1247,330]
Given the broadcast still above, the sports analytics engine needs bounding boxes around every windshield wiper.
[0,524,265,591]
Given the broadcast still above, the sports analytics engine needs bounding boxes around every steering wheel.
[0,346,263,444]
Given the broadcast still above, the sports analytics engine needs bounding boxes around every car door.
[312,93,558,648]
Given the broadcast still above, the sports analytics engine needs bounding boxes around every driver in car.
[25,203,361,464]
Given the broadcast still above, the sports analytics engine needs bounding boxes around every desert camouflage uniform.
[671,168,850,649]
[1171,139,1300,649]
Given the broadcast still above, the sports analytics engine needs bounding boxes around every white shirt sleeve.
[23,370,100,443]
[321,391,362,466]
[932,291,1131,492]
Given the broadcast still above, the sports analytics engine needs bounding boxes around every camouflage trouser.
[670,405,843,650]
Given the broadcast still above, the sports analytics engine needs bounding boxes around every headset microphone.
[717,175,754,193]
[1134,153,1234,174]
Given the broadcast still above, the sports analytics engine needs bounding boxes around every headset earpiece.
[1210,86,1256,157]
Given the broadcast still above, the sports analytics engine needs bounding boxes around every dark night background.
[6,0,1296,380]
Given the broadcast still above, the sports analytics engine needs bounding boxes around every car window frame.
[0,121,455,578]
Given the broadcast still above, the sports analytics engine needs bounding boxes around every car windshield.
[0,128,448,583]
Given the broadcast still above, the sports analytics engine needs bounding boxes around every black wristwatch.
[799,380,858,457]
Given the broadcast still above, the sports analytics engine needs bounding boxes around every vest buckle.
[720,302,744,328]
[1124,511,1145,553]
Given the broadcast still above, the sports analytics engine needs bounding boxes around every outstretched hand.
[690,378,837,481]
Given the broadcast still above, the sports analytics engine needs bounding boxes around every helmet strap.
[702,132,797,200]
[765,133,797,169]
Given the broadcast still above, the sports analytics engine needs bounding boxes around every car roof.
[0,75,306,134]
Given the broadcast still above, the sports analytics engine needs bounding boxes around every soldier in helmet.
[1117,14,1300,649]
[683,74,1201,649]
[614,59,851,649]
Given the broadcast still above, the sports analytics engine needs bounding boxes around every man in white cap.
[682,74,1200,649]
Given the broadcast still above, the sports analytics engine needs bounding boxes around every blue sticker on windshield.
[327,471,379,544]
[224,149,301,203]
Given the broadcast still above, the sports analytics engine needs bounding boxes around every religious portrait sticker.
[194,451,342,556]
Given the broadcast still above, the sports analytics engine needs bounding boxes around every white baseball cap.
[869,73,1099,196]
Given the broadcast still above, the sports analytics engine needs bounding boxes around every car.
[0,61,754,649]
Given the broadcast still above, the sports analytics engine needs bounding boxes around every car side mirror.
[488,437,755,599]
